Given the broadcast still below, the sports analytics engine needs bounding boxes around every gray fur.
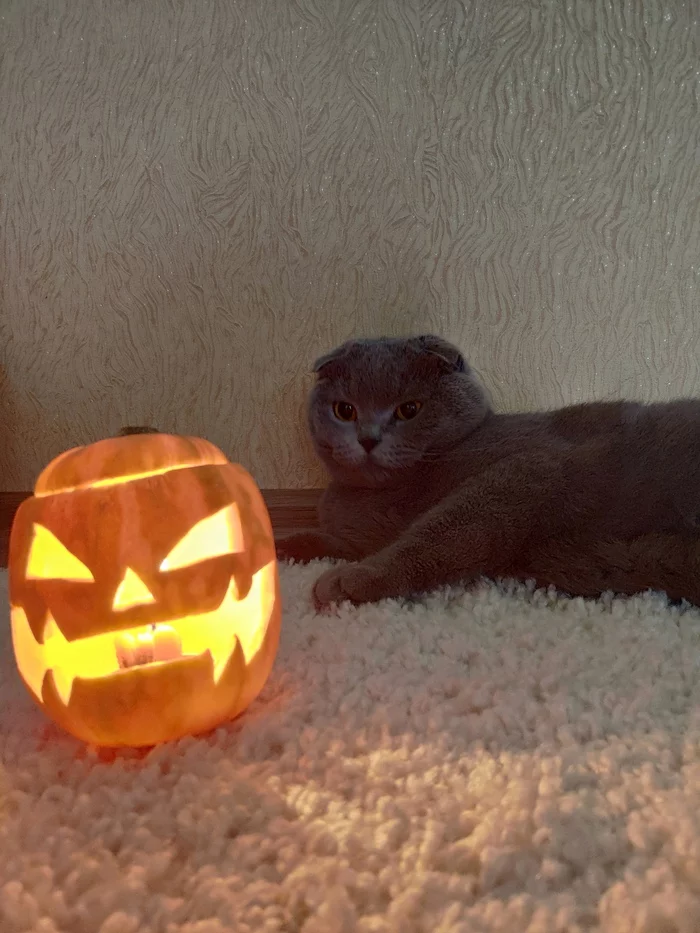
[308,335,488,489]
[277,334,700,609]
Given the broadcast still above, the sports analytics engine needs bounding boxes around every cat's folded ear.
[410,335,467,373]
[312,342,353,376]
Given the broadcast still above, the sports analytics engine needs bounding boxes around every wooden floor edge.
[0,488,322,569]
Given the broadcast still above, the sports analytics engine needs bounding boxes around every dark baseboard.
[0,489,322,569]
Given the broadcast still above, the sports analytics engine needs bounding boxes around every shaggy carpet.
[2,563,700,933]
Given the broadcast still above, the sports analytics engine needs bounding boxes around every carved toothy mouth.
[10,560,277,706]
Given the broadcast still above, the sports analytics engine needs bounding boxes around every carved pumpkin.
[8,433,281,747]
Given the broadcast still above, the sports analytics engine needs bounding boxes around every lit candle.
[151,624,182,662]
[115,631,137,669]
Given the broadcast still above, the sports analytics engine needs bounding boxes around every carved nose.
[113,568,156,611]
[359,435,380,453]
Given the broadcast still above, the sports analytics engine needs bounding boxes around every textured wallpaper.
[1,0,699,490]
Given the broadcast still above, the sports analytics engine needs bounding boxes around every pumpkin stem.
[117,426,161,436]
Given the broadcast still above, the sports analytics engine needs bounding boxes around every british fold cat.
[275,334,700,610]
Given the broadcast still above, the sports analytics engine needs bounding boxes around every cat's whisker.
[417,443,504,462]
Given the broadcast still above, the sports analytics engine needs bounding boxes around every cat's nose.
[359,435,380,453]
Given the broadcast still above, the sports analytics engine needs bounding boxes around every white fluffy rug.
[3,565,700,933]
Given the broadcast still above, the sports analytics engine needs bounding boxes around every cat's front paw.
[313,561,386,611]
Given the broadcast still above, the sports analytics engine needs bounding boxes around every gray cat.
[276,334,700,610]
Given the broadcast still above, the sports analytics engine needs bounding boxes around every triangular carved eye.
[159,504,244,572]
[112,568,156,611]
[26,524,94,582]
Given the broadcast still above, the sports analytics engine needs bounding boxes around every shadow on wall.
[0,368,89,491]
[0,365,20,488]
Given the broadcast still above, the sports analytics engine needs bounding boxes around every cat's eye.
[395,401,422,421]
[333,402,357,422]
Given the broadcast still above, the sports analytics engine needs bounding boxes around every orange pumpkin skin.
[8,433,281,747]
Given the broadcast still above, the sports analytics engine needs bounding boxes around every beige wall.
[1,0,699,491]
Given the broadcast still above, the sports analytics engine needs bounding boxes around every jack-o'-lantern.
[8,433,281,747]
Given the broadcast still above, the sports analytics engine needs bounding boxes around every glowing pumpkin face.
[8,433,281,747]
